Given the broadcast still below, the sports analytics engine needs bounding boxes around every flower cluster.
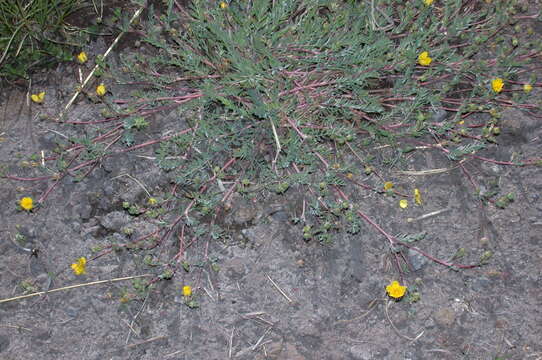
[19,197,34,211]
[491,78,504,93]
[31,92,45,104]
[96,83,107,97]
[71,257,87,275]
[418,51,432,66]
[76,51,88,64]
[386,280,407,299]
[383,181,394,191]
[414,188,422,205]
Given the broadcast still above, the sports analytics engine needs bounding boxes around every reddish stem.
[334,187,479,270]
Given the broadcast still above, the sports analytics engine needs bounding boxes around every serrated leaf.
[122,130,135,146]
[396,232,427,243]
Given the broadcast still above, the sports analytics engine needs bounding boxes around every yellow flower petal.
[523,83,533,93]
[423,0,434,5]
[418,51,432,66]
[491,78,504,93]
[219,1,228,8]
[386,280,407,299]
[414,188,422,205]
[96,83,107,97]
[31,91,45,104]
[183,285,192,297]
[76,51,88,64]
[384,181,394,191]
[399,199,408,208]
[71,257,87,275]
[19,197,34,211]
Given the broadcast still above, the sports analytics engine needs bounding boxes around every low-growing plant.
[111,0,539,223]
[5,0,541,283]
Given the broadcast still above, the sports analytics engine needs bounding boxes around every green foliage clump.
[27,0,537,250]
[2,0,538,287]
[118,0,536,183]
[112,0,538,236]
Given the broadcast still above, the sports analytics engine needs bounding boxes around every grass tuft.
[0,0,86,79]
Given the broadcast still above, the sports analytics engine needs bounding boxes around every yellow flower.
[71,257,87,275]
[183,285,192,297]
[414,188,422,205]
[423,0,434,5]
[399,199,408,208]
[19,197,34,211]
[96,83,107,97]
[418,51,432,66]
[219,1,228,9]
[148,197,158,206]
[491,78,504,93]
[76,51,88,64]
[386,280,407,299]
[384,181,394,191]
[31,91,45,104]
[523,84,533,93]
